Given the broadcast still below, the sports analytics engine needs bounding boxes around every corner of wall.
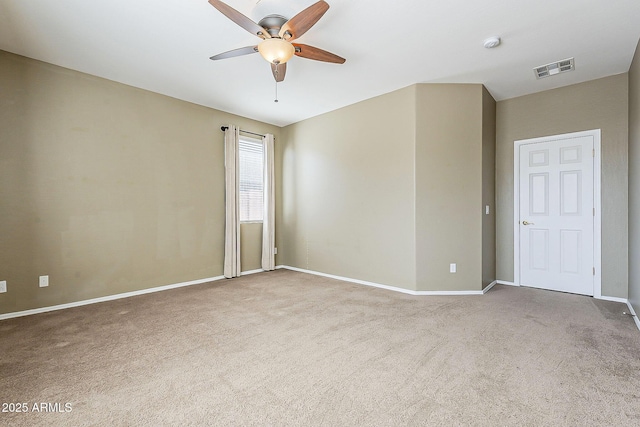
[628,38,640,313]
[482,87,497,289]
[276,87,418,291]
[415,84,485,291]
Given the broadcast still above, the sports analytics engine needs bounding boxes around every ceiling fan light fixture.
[258,38,295,64]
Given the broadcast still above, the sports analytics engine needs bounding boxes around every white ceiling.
[1,0,639,127]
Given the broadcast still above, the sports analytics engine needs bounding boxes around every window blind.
[238,138,264,222]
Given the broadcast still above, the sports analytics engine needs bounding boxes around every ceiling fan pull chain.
[274,64,279,103]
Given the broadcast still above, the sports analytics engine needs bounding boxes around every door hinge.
[593,267,596,276]
[593,207,595,216]
[592,148,595,157]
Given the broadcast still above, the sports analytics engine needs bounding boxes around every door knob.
[522,220,535,225]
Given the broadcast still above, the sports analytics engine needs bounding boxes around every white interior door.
[518,134,595,295]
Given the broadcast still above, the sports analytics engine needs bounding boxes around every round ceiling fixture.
[258,38,295,64]
[483,37,501,49]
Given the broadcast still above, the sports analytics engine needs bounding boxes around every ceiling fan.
[208,0,346,83]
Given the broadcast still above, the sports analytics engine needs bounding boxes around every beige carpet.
[1,269,639,426]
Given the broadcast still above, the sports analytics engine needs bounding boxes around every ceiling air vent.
[534,58,575,79]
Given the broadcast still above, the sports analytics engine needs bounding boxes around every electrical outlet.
[39,275,49,287]
[0,281,6,293]
[450,263,457,273]
[274,247,278,255]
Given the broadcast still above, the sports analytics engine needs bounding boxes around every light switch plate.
[39,275,49,287]
[0,281,6,293]
[450,263,457,273]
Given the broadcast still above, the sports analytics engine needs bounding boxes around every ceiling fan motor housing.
[258,15,288,38]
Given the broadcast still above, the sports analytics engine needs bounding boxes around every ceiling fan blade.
[208,0,270,39]
[271,63,286,82]
[279,0,329,41]
[293,44,345,64]
[210,46,259,60]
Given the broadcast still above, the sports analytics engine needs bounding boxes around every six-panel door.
[519,135,594,295]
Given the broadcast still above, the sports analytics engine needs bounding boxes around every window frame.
[238,135,264,224]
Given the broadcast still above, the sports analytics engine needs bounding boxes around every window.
[239,137,263,222]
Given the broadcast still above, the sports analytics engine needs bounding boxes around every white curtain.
[261,133,276,271]
[224,125,241,278]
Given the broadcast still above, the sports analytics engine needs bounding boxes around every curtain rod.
[220,126,265,138]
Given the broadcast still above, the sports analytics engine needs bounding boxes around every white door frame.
[513,129,602,297]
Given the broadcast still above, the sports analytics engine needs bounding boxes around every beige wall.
[415,84,486,291]
[496,74,629,298]
[0,51,279,314]
[629,40,640,312]
[279,83,494,292]
[280,86,417,290]
[482,87,497,289]
[240,223,263,272]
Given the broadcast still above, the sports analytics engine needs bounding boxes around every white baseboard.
[279,267,640,332]
[277,265,489,296]
[624,301,640,332]
[496,280,518,286]
[0,275,225,321]
[483,280,498,294]
[497,281,630,305]
[7,267,633,332]
[595,295,628,304]
[413,288,484,296]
